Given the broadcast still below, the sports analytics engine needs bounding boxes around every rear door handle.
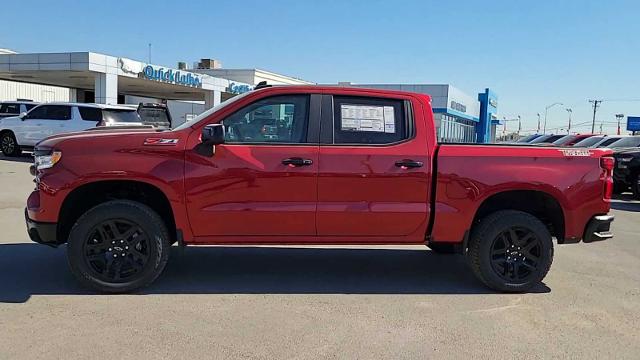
[282,157,313,167]
[395,159,423,169]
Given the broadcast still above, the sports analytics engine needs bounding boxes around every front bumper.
[583,215,614,243]
[25,208,59,247]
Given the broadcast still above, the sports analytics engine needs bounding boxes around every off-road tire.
[467,210,554,292]
[67,200,170,293]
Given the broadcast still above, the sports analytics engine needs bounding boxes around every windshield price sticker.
[341,105,396,133]
[559,149,591,157]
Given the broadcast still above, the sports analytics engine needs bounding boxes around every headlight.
[34,151,62,170]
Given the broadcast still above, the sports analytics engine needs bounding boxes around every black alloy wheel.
[489,227,542,282]
[83,219,150,282]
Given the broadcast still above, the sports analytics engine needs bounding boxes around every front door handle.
[395,159,423,169]
[282,157,313,167]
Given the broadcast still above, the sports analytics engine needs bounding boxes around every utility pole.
[537,113,541,133]
[148,43,152,64]
[589,99,602,133]
[566,108,572,134]
[615,114,624,135]
[517,115,522,135]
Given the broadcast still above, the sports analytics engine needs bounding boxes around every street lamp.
[615,114,624,135]
[537,113,541,133]
[566,108,572,134]
[543,102,563,134]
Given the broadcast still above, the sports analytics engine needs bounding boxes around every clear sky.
[2,0,639,134]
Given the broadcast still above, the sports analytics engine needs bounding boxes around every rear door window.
[40,105,71,120]
[0,103,20,114]
[332,96,410,145]
[79,107,103,122]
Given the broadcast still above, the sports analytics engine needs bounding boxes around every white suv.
[0,103,144,156]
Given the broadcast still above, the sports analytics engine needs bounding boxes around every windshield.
[609,136,640,148]
[103,109,142,123]
[552,135,577,145]
[573,136,604,147]
[517,134,540,143]
[173,92,253,131]
[138,108,169,126]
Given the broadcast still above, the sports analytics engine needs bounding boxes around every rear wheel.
[467,210,553,292]
[67,200,170,293]
[1,132,21,157]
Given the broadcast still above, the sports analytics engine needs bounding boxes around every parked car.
[613,148,640,198]
[528,134,565,144]
[137,102,172,128]
[26,85,614,293]
[0,103,144,156]
[515,134,543,143]
[607,136,640,150]
[0,100,39,119]
[573,135,606,147]
[551,134,595,146]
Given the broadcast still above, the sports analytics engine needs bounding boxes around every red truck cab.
[25,85,614,293]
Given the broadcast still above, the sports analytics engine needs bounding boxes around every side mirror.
[196,124,225,157]
[201,124,225,145]
[19,112,27,120]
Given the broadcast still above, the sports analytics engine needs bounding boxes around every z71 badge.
[143,138,179,146]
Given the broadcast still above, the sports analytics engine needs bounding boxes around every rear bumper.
[25,208,59,247]
[583,215,614,243]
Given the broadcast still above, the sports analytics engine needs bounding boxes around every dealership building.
[0,49,498,142]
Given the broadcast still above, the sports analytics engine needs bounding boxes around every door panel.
[185,94,320,239]
[317,95,432,241]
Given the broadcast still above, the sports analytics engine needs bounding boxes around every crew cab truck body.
[25,86,615,293]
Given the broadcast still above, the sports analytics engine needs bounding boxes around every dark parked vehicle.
[573,135,606,147]
[613,149,640,198]
[551,134,595,146]
[528,134,564,145]
[137,103,172,128]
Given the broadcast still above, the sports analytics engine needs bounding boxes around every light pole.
[543,102,563,134]
[565,108,572,134]
[537,113,541,133]
[615,114,624,135]
[517,115,522,135]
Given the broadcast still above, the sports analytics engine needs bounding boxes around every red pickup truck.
[25,85,615,293]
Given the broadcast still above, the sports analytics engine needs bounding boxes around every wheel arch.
[472,190,566,243]
[57,180,178,245]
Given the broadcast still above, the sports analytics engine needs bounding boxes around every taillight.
[600,156,614,200]
[600,156,614,171]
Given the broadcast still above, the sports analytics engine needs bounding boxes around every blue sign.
[627,116,640,131]
[227,82,253,94]
[142,65,202,88]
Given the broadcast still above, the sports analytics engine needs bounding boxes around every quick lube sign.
[142,65,202,88]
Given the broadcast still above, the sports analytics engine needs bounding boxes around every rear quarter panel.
[432,145,612,243]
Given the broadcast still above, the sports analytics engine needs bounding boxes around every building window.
[435,114,476,143]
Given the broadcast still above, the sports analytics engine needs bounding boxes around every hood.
[612,147,640,155]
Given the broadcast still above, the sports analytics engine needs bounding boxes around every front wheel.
[467,210,553,292]
[0,132,22,157]
[67,200,170,293]
[632,174,640,200]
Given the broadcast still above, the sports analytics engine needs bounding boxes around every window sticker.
[340,104,396,133]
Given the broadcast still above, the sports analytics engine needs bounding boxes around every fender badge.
[559,149,591,157]
[144,138,179,146]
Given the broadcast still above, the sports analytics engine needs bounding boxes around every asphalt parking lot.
[0,155,638,359]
